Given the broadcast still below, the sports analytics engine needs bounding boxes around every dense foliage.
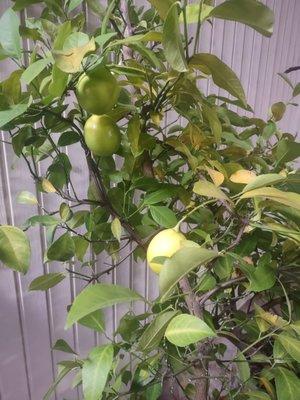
[0,0,300,399]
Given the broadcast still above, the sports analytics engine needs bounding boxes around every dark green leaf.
[78,310,105,332]
[47,233,75,262]
[52,339,77,354]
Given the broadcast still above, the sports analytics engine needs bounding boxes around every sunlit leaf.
[243,173,285,192]
[230,169,256,184]
[0,8,21,58]
[193,180,231,202]
[66,284,143,328]
[111,217,122,242]
[165,314,216,347]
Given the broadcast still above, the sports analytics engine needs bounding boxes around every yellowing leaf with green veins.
[206,167,224,187]
[17,191,38,205]
[53,38,96,73]
[239,187,300,211]
[42,178,56,193]
[0,225,31,273]
[193,180,231,202]
[165,314,216,347]
[230,169,256,184]
[111,218,122,242]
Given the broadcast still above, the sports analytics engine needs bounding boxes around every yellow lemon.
[147,229,186,274]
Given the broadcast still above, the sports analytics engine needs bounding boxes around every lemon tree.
[0,1,300,399]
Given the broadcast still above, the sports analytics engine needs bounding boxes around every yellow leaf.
[53,38,96,73]
[193,180,231,203]
[206,167,224,187]
[42,179,56,193]
[230,169,256,184]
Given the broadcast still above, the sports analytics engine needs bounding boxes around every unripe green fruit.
[76,66,120,115]
[84,115,121,157]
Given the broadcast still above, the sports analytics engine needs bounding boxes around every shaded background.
[0,0,300,399]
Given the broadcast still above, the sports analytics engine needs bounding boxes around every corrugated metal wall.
[0,1,299,399]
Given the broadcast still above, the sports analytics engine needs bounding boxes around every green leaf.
[203,104,222,143]
[138,310,178,353]
[243,391,271,400]
[271,102,286,122]
[52,339,77,354]
[189,53,246,106]
[82,345,114,400]
[162,2,188,72]
[275,139,300,164]
[193,180,231,202]
[273,367,300,400]
[29,273,65,291]
[243,173,285,192]
[111,217,122,242]
[0,225,31,273]
[209,0,274,37]
[159,247,218,301]
[239,187,300,211]
[293,83,300,98]
[73,236,89,261]
[147,0,176,20]
[21,57,51,85]
[277,334,300,363]
[68,0,83,12]
[66,283,143,328]
[144,188,176,205]
[78,310,105,332]
[236,351,250,383]
[127,115,142,157]
[17,191,38,205]
[150,206,177,228]
[0,8,21,58]
[108,31,162,49]
[0,98,31,128]
[43,361,80,400]
[47,233,75,262]
[179,3,213,24]
[165,314,216,347]
[53,38,96,73]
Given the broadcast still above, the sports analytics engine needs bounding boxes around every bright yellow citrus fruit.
[84,115,121,157]
[147,229,186,274]
[76,65,120,115]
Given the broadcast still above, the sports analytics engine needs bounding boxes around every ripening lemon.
[147,228,186,274]
[76,65,120,115]
[84,115,121,157]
